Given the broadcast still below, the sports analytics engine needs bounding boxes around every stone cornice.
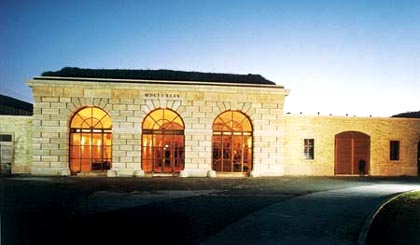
[29,76,285,89]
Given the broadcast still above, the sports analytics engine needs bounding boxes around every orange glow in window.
[69,107,112,175]
[142,109,185,174]
[212,111,253,174]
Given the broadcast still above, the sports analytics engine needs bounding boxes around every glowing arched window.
[212,111,253,174]
[69,107,112,175]
[142,109,185,173]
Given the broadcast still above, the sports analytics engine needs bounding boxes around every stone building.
[0,115,32,174]
[27,69,288,177]
[0,95,33,174]
[2,68,420,177]
[284,115,420,176]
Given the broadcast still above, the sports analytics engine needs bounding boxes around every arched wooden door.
[335,131,370,175]
[417,141,420,176]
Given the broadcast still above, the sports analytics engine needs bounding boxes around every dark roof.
[0,94,33,116]
[41,67,276,85]
[391,111,420,118]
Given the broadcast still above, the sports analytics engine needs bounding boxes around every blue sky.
[1,0,419,117]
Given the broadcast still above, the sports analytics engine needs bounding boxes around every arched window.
[142,109,185,173]
[212,111,253,173]
[69,107,112,175]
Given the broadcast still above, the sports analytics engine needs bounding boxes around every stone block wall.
[9,77,420,177]
[0,115,32,174]
[284,115,420,176]
[28,78,288,177]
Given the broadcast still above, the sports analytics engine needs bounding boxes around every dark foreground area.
[1,176,419,244]
[366,190,420,245]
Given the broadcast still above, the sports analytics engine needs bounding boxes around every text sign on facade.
[144,92,180,99]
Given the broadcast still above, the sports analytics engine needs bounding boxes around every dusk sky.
[1,0,419,117]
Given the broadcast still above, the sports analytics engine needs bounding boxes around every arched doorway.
[212,110,253,174]
[141,108,185,173]
[69,107,112,175]
[335,131,370,175]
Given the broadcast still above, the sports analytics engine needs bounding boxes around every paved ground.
[1,176,419,244]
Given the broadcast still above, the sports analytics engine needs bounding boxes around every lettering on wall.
[144,92,180,99]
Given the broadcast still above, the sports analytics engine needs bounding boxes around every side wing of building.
[284,115,420,176]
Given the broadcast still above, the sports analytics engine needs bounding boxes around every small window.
[0,134,12,142]
[304,138,315,160]
[390,141,400,161]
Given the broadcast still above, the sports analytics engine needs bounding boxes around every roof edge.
[41,67,277,85]
[31,76,285,89]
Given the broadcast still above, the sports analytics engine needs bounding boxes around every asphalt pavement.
[1,176,419,244]
[203,184,420,244]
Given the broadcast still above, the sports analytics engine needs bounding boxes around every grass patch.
[366,190,420,244]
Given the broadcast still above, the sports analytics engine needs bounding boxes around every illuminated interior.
[69,107,112,174]
[142,108,185,173]
[212,110,253,173]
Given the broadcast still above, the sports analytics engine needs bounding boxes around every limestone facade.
[27,77,288,177]
[284,115,420,176]
[2,76,419,177]
[0,115,33,174]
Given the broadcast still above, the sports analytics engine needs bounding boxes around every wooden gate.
[417,141,420,176]
[335,131,370,175]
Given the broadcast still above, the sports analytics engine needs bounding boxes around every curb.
[357,189,418,245]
